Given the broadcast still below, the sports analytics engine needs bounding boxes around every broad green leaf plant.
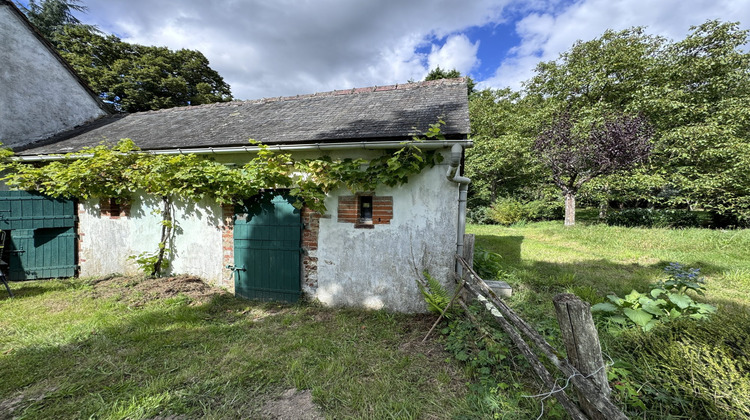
[592,263,717,331]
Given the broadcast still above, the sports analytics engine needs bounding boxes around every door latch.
[225,264,246,272]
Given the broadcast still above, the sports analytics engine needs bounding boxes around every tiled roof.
[17,78,470,155]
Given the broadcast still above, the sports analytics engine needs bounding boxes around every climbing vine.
[0,121,446,276]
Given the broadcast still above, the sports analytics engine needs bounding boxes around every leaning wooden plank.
[459,287,588,420]
[457,256,628,420]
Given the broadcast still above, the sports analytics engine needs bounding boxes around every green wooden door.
[0,191,76,280]
[233,191,302,303]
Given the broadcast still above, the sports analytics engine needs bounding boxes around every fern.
[417,270,455,318]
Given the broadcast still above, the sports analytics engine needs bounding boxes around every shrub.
[606,208,700,228]
[488,197,525,225]
[488,197,563,225]
[467,206,493,225]
[607,309,750,419]
[524,199,564,221]
[473,247,503,280]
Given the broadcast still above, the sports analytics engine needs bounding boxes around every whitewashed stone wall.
[77,150,461,312]
[0,3,106,148]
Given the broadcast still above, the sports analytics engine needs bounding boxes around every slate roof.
[17,78,470,155]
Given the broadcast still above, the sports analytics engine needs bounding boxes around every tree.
[53,26,233,112]
[534,111,653,225]
[646,21,750,220]
[522,21,750,221]
[16,0,95,41]
[466,88,547,206]
[18,2,233,112]
[425,66,476,95]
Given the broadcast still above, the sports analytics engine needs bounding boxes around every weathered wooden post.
[553,293,611,420]
[462,234,475,270]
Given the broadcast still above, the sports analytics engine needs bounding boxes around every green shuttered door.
[0,191,76,280]
[234,191,302,303]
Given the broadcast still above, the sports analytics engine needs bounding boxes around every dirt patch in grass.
[260,388,324,420]
[0,386,57,420]
[88,275,224,306]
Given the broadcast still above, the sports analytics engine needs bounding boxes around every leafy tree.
[513,21,750,221]
[15,0,96,41]
[534,111,653,225]
[466,88,547,206]
[646,21,750,220]
[53,26,233,112]
[425,66,475,95]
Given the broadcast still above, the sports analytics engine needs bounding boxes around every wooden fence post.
[462,234,475,270]
[553,293,611,420]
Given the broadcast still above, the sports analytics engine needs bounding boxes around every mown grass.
[0,280,478,419]
[468,218,750,418]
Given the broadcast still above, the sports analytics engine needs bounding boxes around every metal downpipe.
[446,143,470,279]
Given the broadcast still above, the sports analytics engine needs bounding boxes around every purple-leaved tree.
[534,112,653,226]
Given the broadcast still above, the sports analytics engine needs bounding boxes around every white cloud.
[481,0,750,91]
[427,34,480,75]
[56,0,750,99]
[81,0,511,99]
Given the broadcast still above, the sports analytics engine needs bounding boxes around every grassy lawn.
[0,276,476,419]
[468,219,750,418]
[469,220,750,308]
[3,220,749,419]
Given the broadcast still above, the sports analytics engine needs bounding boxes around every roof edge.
[14,139,473,161]
[2,0,112,115]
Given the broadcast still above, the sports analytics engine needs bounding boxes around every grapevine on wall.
[0,121,446,276]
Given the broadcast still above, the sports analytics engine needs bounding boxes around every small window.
[100,198,129,218]
[359,195,373,224]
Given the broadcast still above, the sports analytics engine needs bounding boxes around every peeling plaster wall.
[78,195,224,284]
[77,149,461,312]
[0,4,106,148]
[312,159,458,313]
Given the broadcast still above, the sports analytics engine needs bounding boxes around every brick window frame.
[337,194,392,228]
[99,198,130,218]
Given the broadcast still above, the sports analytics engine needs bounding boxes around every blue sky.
[18,0,750,100]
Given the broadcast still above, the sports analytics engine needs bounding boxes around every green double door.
[0,191,76,280]
[233,191,302,303]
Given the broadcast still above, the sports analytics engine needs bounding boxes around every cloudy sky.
[30,0,750,100]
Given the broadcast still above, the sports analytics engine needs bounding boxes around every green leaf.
[591,302,618,312]
[623,308,653,328]
[640,300,665,317]
[642,320,658,332]
[624,290,642,304]
[667,293,693,309]
[607,294,624,306]
[650,288,666,298]
[695,303,717,314]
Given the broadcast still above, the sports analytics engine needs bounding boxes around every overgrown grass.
[0,279,477,419]
[468,218,750,418]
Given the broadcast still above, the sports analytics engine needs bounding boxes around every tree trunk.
[564,191,576,226]
[599,184,609,221]
[152,195,172,277]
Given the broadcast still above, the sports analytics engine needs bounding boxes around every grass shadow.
[0,283,470,419]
